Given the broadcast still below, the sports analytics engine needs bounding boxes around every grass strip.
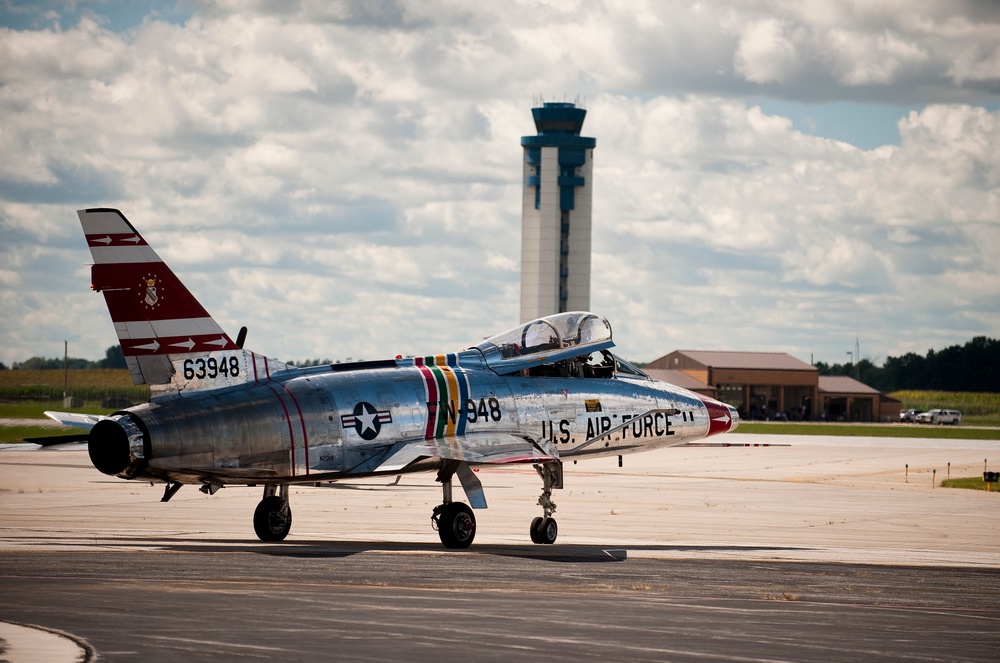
[0,426,85,444]
[941,477,1000,493]
[738,421,1000,440]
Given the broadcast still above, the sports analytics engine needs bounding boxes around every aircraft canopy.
[473,311,614,375]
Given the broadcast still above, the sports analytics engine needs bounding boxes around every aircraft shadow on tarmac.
[77,537,813,563]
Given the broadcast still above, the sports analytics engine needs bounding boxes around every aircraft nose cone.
[701,398,737,437]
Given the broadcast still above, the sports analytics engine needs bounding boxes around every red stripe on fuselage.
[281,382,309,475]
[263,382,297,477]
[415,358,438,440]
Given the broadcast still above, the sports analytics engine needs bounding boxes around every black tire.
[254,495,292,542]
[437,502,476,549]
[529,516,544,544]
[538,517,558,545]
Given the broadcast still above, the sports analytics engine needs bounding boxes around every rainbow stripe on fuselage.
[414,354,471,440]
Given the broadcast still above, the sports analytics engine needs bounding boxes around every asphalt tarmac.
[1,433,998,661]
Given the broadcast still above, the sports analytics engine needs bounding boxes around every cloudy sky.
[1,0,998,369]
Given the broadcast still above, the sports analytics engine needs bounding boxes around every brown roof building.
[642,368,717,397]
[818,375,900,422]
[647,351,899,422]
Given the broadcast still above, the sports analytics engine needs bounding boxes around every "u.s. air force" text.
[540,412,674,445]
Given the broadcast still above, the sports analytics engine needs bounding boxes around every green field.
[0,368,148,405]
[0,369,146,443]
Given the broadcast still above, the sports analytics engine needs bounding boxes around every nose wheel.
[530,516,558,544]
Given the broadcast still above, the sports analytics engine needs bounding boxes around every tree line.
[1,346,127,371]
[0,347,342,371]
[815,336,999,393]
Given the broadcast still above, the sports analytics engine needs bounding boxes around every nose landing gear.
[530,461,562,544]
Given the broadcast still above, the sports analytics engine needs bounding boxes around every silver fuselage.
[107,361,724,485]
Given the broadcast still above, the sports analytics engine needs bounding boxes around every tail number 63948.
[183,356,240,380]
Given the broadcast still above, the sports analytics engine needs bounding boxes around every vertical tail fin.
[80,208,286,394]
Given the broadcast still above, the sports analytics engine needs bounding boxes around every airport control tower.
[520,101,596,322]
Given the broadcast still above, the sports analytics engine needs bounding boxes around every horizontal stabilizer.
[44,411,106,430]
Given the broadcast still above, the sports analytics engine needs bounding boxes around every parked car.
[899,408,922,423]
[915,409,962,425]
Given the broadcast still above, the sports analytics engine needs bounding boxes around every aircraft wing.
[375,432,559,473]
[130,435,556,490]
[683,441,790,447]
[14,411,105,447]
[22,434,91,447]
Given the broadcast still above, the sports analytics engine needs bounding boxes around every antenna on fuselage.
[236,326,248,349]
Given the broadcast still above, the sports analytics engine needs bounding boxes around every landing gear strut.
[431,461,476,549]
[530,461,562,544]
[254,484,291,542]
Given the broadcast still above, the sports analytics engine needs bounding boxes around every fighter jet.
[59,208,740,548]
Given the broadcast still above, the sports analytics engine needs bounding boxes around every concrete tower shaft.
[520,102,596,322]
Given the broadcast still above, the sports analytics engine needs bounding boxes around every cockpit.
[470,311,648,379]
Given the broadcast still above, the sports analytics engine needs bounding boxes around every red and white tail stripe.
[80,208,286,391]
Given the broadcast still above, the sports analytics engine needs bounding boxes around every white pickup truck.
[915,409,962,425]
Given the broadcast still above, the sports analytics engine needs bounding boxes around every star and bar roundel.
[414,354,470,440]
[341,402,393,441]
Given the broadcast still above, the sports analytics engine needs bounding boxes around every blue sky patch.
[0,0,193,32]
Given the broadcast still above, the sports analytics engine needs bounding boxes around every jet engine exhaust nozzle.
[88,414,148,478]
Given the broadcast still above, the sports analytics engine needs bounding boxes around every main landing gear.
[431,461,477,549]
[253,484,291,542]
[433,502,476,549]
[530,461,562,545]
[429,459,564,548]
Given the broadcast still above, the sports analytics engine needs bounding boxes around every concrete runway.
[1,433,998,661]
